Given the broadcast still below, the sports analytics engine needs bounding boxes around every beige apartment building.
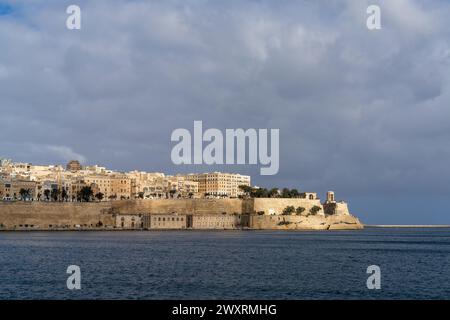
[166,176,199,198]
[183,172,251,198]
[126,171,166,199]
[83,174,132,200]
[126,172,199,199]
[0,179,37,201]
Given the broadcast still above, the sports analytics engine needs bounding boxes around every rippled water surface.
[1,228,449,299]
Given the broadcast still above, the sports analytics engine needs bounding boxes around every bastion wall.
[250,214,363,230]
[0,202,115,229]
[0,198,361,230]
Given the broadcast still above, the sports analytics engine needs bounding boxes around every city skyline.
[0,157,253,201]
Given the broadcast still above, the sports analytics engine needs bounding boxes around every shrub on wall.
[282,206,295,215]
[310,205,322,215]
[295,207,305,215]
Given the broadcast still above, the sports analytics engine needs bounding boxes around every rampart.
[0,198,362,231]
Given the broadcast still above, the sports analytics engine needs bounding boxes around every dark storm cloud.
[1,0,450,223]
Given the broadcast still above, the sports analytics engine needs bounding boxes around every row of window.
[154,217,184,222]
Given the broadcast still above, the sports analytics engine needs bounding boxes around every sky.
[1,0,450,224]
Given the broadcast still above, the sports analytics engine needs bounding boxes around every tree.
[43,189,51,201]
[282,206,295,215]
[95,192,104,202]
[295,206,305,215]
[252,187,269,198]
[51,188,60,202]
[19,188,31,201]
[290,189,300,198]
[78,186,93,202]
[268,188,279,198]
[61,188,68,202]
[281,188,291,198]
[310,205,322,215]
[239,185,253,197]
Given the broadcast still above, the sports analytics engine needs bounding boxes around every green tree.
[290,189,300,198]
[281,188,291,198]
[282,205,295,215]
[19,188,31,201]
[253,188,269,198]
[268,188,279,198]
[61,188,68,202]
[51,188,60,202]
[78,186,93,202]
[95,192,104,202]
[295,206,305,215]
[310,205,322,215]
[109,194,117,201]
[239,185,253,196]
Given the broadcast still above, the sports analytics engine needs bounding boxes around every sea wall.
[0,201,114,230]
[108,198,249,215]
[249,214,363,230]
[0,198,362,230]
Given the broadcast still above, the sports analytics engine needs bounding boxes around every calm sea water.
[0,228,449,299]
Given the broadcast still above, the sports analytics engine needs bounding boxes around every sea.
[0,228,449,299]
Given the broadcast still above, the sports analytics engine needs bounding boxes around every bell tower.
[326,191,335,203]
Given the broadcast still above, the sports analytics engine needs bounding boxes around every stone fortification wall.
[0,202,114,230]
[252,198,325,216]
[250,214,363,230]
[109,199,248,215]
[0,198,360,231]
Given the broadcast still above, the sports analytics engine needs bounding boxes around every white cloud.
[43,145,87,163]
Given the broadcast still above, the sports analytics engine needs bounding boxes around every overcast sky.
[1,0,450,224]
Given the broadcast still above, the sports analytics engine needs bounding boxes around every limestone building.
[182,172,251,198]
[66,160,82,172]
